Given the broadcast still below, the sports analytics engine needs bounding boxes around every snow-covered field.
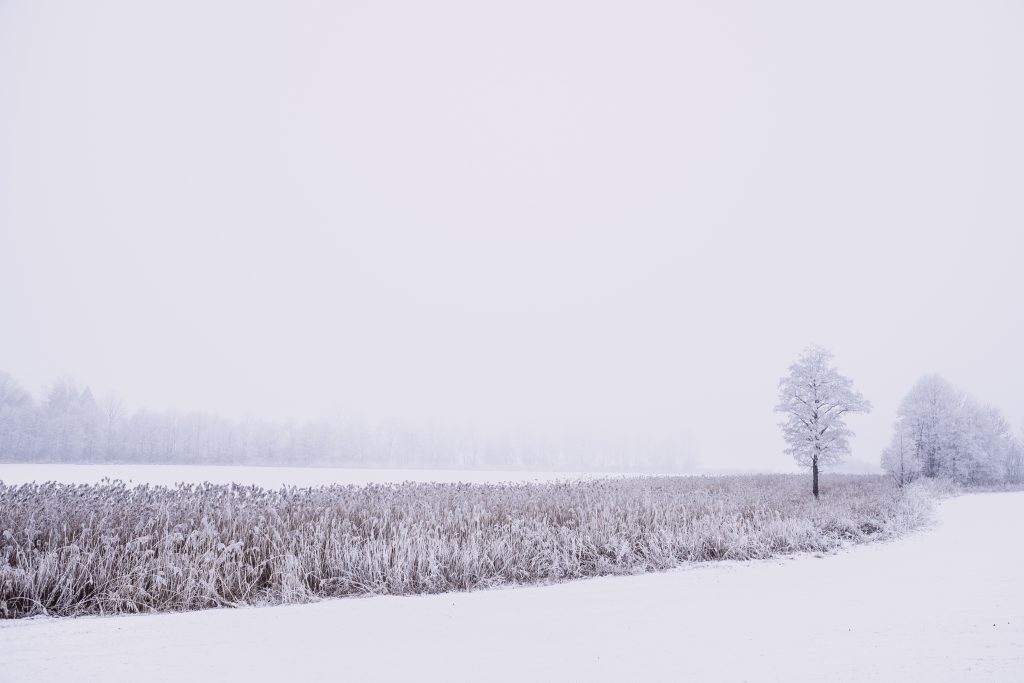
[2,491,1020,682]
[0,463,609,488]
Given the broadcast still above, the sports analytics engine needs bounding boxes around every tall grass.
[0,474,931,618]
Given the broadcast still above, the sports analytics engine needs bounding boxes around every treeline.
[0,371,695,472]
[881,374,1023,486]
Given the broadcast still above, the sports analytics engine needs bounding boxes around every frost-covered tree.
[776,346,871,498]
[881,375,1018,486]
[962,403,1013,483]
[0,371,34,459]
[881,427,920,487]
[892,375,963,480]
[39,378,102,463]
[1007,426,1024,484]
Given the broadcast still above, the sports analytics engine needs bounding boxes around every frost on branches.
[881,374,1024,487]
[776,346,871,498]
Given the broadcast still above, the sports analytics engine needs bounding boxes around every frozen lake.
[0,463,618,488]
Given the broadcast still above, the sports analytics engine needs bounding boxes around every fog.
[2,1,1022,471]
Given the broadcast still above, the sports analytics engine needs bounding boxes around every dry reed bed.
[0,474,931,618]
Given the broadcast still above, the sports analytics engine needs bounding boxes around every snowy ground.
[2,492,1021,682]
[0,463,611,488]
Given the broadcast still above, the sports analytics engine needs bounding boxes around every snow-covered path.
[2,493,1022,682]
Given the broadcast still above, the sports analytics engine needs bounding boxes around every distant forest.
[0,371,696,472]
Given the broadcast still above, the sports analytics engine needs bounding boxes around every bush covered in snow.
[0,474,931,618]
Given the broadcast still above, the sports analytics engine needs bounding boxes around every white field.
[0,463,614,488]
[1,489,1021,681]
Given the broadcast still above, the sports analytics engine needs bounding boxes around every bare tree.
[776,346,872,498]
[881,427,918,487]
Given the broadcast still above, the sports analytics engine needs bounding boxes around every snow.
[2,492,1021,682]
[0,463,611,488]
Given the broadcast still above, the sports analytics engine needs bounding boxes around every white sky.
[1,1,1022,471]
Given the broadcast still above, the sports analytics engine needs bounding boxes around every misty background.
[1,1,1022,472]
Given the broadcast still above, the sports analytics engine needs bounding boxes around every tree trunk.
[812,459,819,499]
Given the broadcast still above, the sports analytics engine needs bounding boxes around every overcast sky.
[1,1,1022,471]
